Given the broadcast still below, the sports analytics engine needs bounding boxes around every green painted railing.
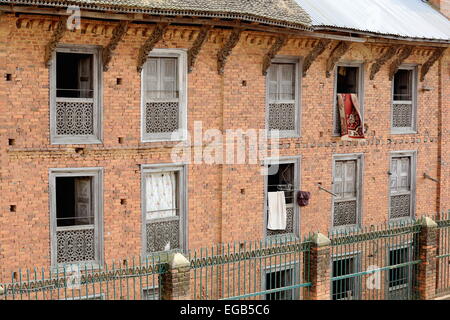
[436,211,450,296]
[0,255,167,300]
[188,236,312,300]
[329,220,421,300]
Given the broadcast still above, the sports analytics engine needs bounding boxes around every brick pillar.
[161,253,191,300]
[417,216,438,300]
[304,232,331,300]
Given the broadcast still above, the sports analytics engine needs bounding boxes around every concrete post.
[161,253,191,300]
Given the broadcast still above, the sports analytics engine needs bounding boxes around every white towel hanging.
[267,191,287,230]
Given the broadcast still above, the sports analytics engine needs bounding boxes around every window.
[141,49,187,142]
[264,265,297,300]
[333,64,364,136]
[142,287,160,300]
[389,152,416,220]
[392,66,417,133]
[142,165,186,254]
[266,58,300,137]
[50,168,103,267]
[264,159,299,238]
[50,46,102,144]
[332,155,362,228]
[332,255,360,300]
[388,247,413,300]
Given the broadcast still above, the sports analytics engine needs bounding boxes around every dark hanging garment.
[296,191,311,207]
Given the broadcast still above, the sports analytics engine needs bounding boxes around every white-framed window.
[142,286,160,300]
[389,151,416,220]
[391,65,418,134]
[333,63,364,136]
[332,154,363,229]
[49,168,103,268]
[264,157,300,238]
[141,49,187,142]
[50,45,102,144]
[266,57,301,137]
[141,164,187,254]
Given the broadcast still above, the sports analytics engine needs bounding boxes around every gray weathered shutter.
[161,58,177,100]
[344,161,356,198]
[74,178,92,225]
[334,161,344,198]
[146,58,159,100]
[268,64,279,101]
[78,55,92,99]
[279,64,294,101]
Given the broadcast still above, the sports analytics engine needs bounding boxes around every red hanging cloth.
[337,93,365,140]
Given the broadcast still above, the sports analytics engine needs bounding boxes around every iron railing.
[0,255,167,300]
[329,220,421,300]
[436,211,450,296]
[188,236,312,300]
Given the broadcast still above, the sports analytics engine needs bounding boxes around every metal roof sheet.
[295,0,450,41]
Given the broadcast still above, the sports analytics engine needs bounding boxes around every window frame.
[140,49,188,143]
[331,252,362,300]
[263,156,301,240]
[265,56,302,138]
[388,151,417,222]
[332,62,365,137]
[385,242,415,300]
[49,167,104,269]
[262,262,300,300]
[141,163,188,256]
[391,64,418,134]
[50,45,103,145]
[331,153,364,231]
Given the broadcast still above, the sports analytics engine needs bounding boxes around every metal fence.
[436,211,450,296]
[1,214,450,300]
[188,236,312,300]
[329,220,421,300]
[0,255,167,300]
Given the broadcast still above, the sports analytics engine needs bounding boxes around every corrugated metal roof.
[295,0,450,41]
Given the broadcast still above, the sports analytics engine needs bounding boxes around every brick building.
[0,0,448,288]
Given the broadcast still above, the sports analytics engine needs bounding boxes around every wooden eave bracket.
[369,45,401,80]
[420,47,446,82]
[137,22,169,73]
[217,27,242,75]
[262,35,288,76]
[44,16,68,67]
[388,46,414,80]
[187,25,213,73]
[325,41,351,78]
[103,21,129,72]
[302,39,331,77]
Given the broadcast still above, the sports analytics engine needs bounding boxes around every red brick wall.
[429,0,450,17]
[0,14,448,274]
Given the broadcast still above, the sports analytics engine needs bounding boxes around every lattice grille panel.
[390,195,411,219]
[267,206,294,237]
[333,201,357,227]
[56,101,94,135]
[268,103,295,131]
[392,103,413,128]
[56,228,95,263]
[145,102,179,134]
[146,219,180,253]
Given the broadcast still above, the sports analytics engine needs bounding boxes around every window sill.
[143,249,186,264]
[388,216,415,225]
[265,233,299,243]
[330,224,361,235]
[52,261,102,274]
[390,130,417,135]
[51,136,102,145]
